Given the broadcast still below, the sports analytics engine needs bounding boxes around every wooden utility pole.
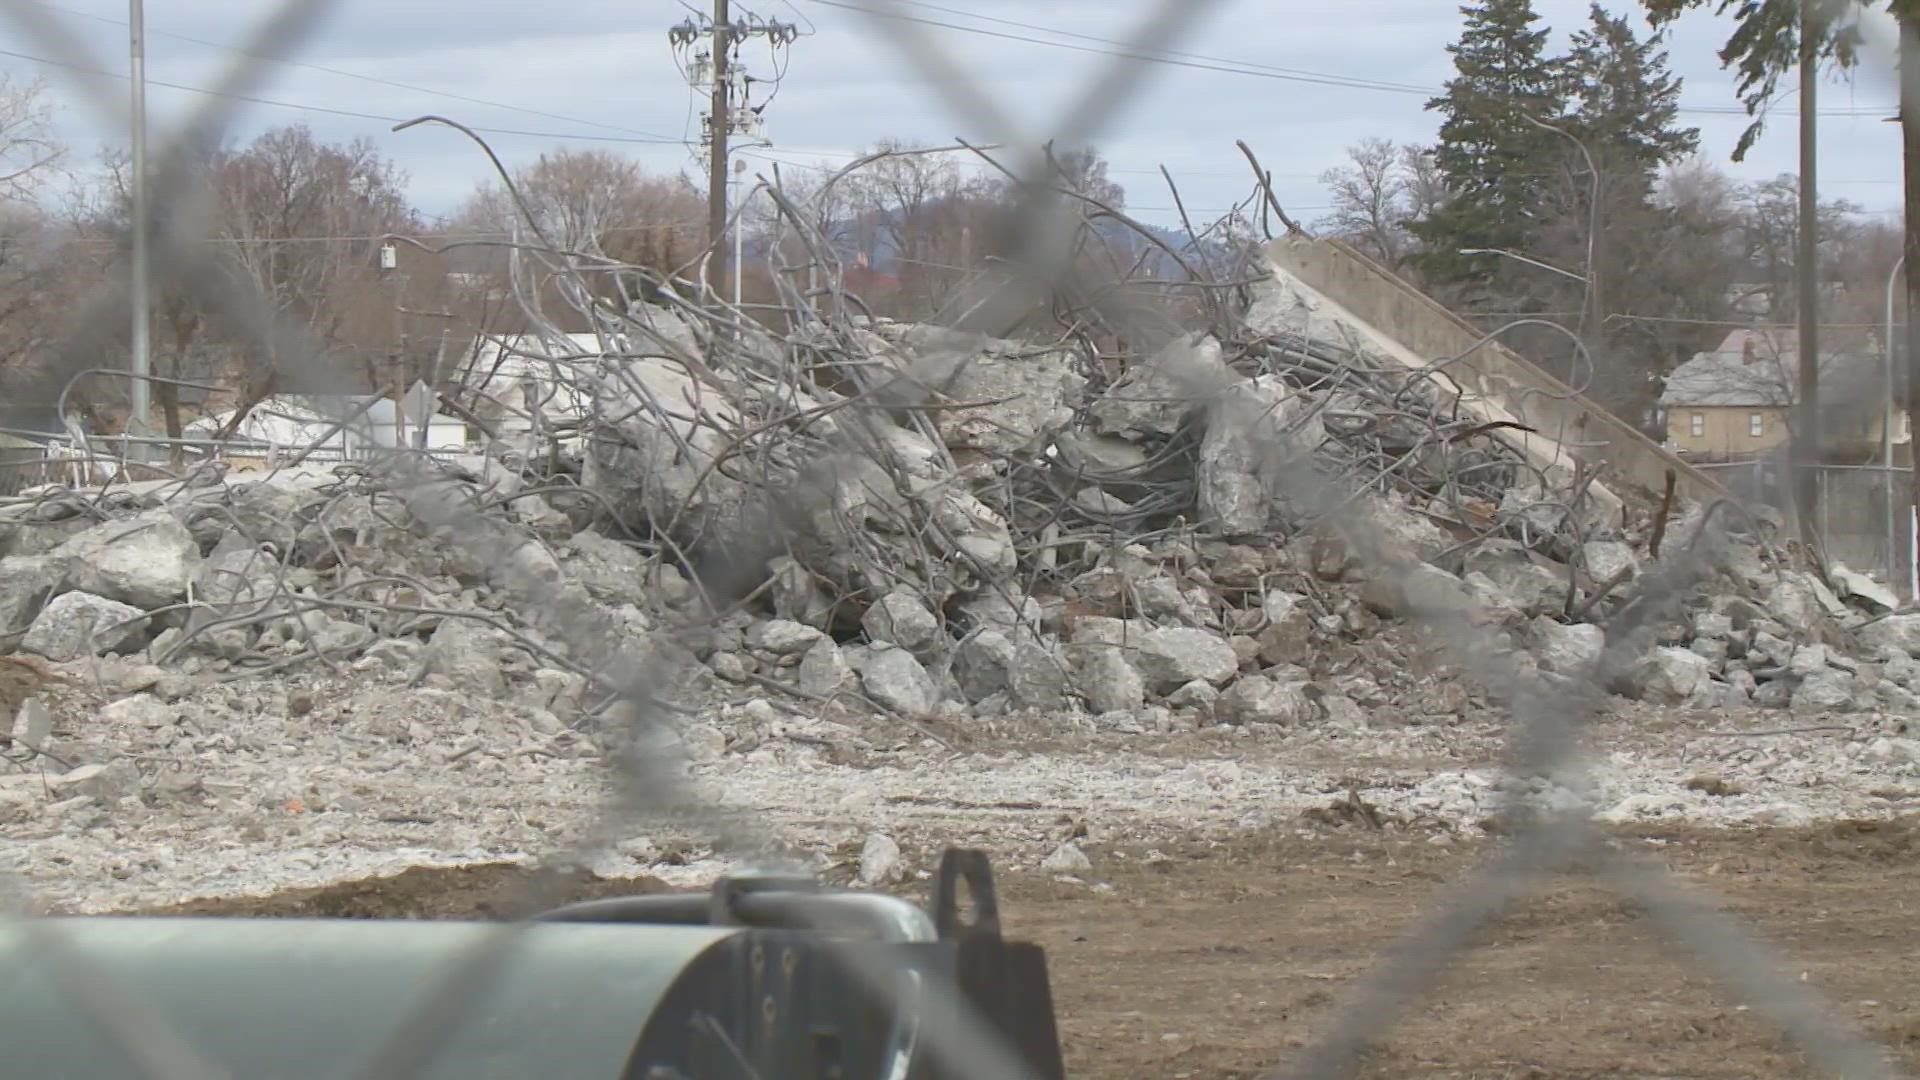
[1794,8,1822,541]
[706,0,731,305]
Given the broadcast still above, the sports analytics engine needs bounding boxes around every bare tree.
[838,140,999,318]
[0,74,63,201]
[1735,173,1863,323]
[1315,138,1417,268]
[450,149,706,314]
[0,76,80,433]
[1046,144,1126,208]
[210,126,417,409]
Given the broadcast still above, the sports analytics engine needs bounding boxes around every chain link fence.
[0,1,1911,1077]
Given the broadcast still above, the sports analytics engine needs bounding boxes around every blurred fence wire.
[0,0,1912,1077]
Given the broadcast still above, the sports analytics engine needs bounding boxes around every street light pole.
[127,0,150,451]
[1457,247,1589,284]
[1888,253,1907,593]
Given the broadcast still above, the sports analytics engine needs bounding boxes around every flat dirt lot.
[139,816,1920,1079]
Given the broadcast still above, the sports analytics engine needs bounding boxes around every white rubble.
[1628,647,1714,706]
[22,592,149,662]
[55,514,200,610]
[857,645,937,715]
[0,555,62,652]
[1130,628,1239,691]
[856,833,906,885]
[1532,617,1605,676]
[5,665,1915,915]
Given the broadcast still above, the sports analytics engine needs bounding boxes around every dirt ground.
[131,816,1920,1079]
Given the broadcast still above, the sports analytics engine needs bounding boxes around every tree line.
[1312,0,1905,433]
[0,83,1146,446]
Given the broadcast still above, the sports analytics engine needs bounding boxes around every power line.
[0,44,694,146]
[54,221,715,246]
[808,0,1897,119]
[28,0,680,142]
[880,0,1436,96]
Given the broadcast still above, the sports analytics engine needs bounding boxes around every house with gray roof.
[1660,328,1905,463]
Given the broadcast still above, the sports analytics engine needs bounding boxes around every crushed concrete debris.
[0,238,1915,914]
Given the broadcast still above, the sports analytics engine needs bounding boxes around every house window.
[1749,413,1765,438]
[1689,412,1706,438]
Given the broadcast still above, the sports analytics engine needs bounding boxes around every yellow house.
[1662,328,1909,464]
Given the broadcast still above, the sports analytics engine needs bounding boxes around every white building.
[187,381,468,459]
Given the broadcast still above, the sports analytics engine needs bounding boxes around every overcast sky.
[0,0,1907,233]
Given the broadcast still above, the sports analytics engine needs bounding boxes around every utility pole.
[1902,12,1920,597]
[1794,8,1822,545]
[127,0,150,451]
[705,0,731,305]
[670,7,798,311]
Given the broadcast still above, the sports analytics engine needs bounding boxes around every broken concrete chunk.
[1787,643,1832,678]
[913,341,1086,455]
[1359,562,1472,622]
[1791,669,1864,714]
[1217,675,1313,725]
[1166,679,1219,714]
[796,637,855,698]
[1197,377,1304,536]
[1689,637,1730,666]
[1255,607,1316,667]
[0,554,64,653]
[10,696,51,749]
[1006,646,1068,711]
[1829,565,1898,613]
[565,530,651,605]
[1625,646,1713,706]
[1133,576,1199,625]
[1319,692,1369,730]
[861,589,943,656]
[192,533,282,621]
[1462,544,1567,619]
[747,619,826,658]
[52,758,142,803]
[21,592,149,662]
[1750,631,1794,669]
[425,618,507,697]
[955,593,1042,637]
[1531,617,1604,676]
[856,833,906,885]
[1040,841,1093,874]
[953,630,1016,703]
[1580,540,1639,583]
[766,556,836,631]
[1691,612,1735,641]
[1090,333,1229,440]
[100,694,175,730]
[1860,614,1920,661]
[1076,648,1145,715]
[55,513,200,609]
[1131,628,1239,690]
[1764,572,1829,636]
[858,645,936,715]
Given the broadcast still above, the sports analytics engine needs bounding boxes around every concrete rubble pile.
[2,263,1913,749]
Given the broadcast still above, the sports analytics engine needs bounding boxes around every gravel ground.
[3,655,1917,913]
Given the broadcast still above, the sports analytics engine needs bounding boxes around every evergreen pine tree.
[1561,4,1699,195]
[1408,0,1568,285]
